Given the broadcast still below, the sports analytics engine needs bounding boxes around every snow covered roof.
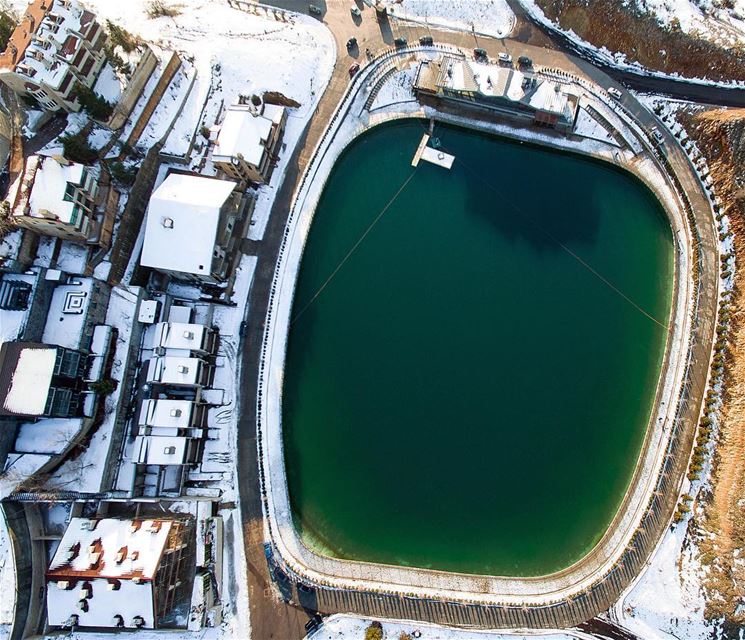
[140,173,237,276]
[145,355,203,386]
[146,321,210,353]
[213,102,283,167]
[14,155,89,224]
[42,278,95,349]
[133,435,188,465]
[138,399,195,430]
[0,343,57,417]
[46,517,178,629]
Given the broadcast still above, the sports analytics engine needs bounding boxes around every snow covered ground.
[518,0,745,87]
[0,509,16,636]
[312,615,596,640]
[384,0,515,38]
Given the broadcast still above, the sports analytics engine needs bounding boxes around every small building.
[413,54,580,133]
[11,155,106,245]
[140,173,253,284]
[145,321,219,357]
[212,96,286,186]
[46,517,195,629]
[0,342,86,419]
[145,355,214,388]
[42,277,111,351]
[0,0,108,112]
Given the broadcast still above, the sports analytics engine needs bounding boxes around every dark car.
[419,35,433,46]
[305,614,323,634]
[394,36,407,47]
[308,4,322,15]
[517,55,533,67]
[346,37,357,49]
[348,62,360,77]
[473,47,488,60]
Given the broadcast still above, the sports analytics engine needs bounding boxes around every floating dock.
[411,134,430,167]
[412,133,454,170]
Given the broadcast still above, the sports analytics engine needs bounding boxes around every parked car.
[498,52,512,64]
[346,37,357,50]
[419,35,433,46]
[308,4,321,15]
[651,127,665,144]
[394,36,407,47]
[351,5,361,17]
[517,55,532,67]
[473,47,488,60]
[607,87,623,99]
[348,62,360,77]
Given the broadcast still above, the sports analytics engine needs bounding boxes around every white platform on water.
[420,146,454,169]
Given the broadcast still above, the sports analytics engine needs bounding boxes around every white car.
[651,127,664,144]
[607,87,622,99]
[498,52,512,64]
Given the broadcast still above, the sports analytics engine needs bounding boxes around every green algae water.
[282,120,674,577]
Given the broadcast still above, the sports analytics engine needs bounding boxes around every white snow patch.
[385,0,516,39]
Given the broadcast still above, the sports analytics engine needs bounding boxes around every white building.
[212,96,286,186]
[145,355,213,388]
[140,173,252,284]
[145,321,218,357]
[46,517,194,629]
[134,398,207,466]
[0,0,107,112]
[11,155,103,244]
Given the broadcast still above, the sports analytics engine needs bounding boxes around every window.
[56,348,82,378]
[64,182,77,202]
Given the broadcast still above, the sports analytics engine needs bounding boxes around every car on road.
[348,62,360,77]
[346,37,357,50]
[473,47,488,61]
[351,5,361,17]
[651,127,665,144]
[419,35,433,46]
[308,4,321,15]
[394,37,407,47]
[608,87,623,99]
[498,52,512,64]
[517,55,532,68]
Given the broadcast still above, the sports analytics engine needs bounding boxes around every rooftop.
[42,277,96,349]
[140,173,237,277]
[0,342,57,417]
[138,399,196,431]
[145,355,203,386]
[145,321,210,353]
[213,101,285,167]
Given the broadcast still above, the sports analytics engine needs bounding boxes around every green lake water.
[282,120,674,577]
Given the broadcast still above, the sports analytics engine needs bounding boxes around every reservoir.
[282,120,674,577]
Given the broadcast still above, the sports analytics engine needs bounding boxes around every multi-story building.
[414,54,581,133]
[11,154,104,245]
[140,173,253,284]
[212,96,286,186]
[0,0,107,112]
[0,341,86,419]
[46,517,195,629]
[145,355,214,389]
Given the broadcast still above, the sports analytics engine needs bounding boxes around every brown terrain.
[535,0,745,82]
[676,107,745,635]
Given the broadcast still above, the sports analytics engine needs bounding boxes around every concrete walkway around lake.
[251,42,711,628]
[236,1,720,634]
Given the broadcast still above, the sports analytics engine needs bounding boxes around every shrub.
[365,622,383,640]
[75,82,114,121]
[106,20,139,53]
[61,133,98,165]
[91,378,116,395]
[0,7,17,52]
[108,161,137,187]
[146,0,181,18]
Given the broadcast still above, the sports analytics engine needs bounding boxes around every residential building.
[46,517,195,629]
[212,95,286,186]
[145,321,219,357]
[414,54,581,132]
[140,173,253,284]
[0,0,108,112]
[11,155,107,245]
[145,355,214,389]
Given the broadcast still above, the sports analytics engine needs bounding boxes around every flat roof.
[133,435,188,465]
[138,399,194,429]
[145,355,202,385]
[146,321,209,352]
[0,344,56,416]
[140,174,237,276]
[42,278,96,349]
[213,103,280,167]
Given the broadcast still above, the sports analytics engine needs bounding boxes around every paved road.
[235,2,720,638]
